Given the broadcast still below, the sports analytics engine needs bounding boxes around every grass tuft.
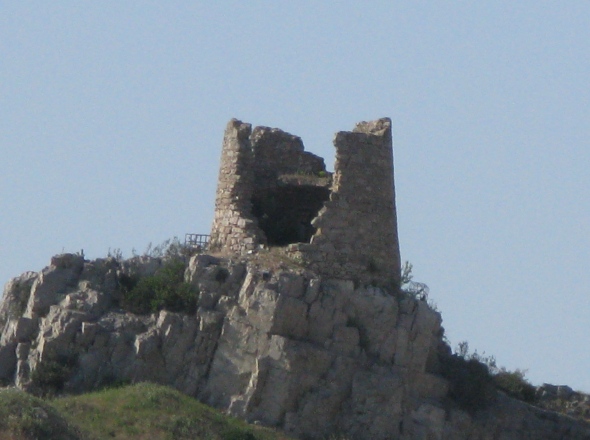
[0,387,83,439]
[51,382,291,440]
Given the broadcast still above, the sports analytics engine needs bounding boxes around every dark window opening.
[252,185,330,246]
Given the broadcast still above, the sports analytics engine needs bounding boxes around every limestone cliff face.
[1,253,589,440]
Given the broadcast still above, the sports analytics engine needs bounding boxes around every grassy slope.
[0,387,83,440]
[1,383,293,440]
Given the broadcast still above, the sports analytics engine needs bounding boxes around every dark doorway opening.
[252,185,330,246]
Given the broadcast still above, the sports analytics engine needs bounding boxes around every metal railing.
[185,233,210,251]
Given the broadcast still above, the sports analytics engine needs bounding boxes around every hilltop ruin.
[209,118,401,288]
[0,119,589,439]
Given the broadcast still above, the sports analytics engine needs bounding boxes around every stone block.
[271,295,308,339]
[278,272,305,298]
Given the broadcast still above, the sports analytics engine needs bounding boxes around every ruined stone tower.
[209,118,401,287]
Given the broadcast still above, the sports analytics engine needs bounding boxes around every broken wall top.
[209,117,401,287]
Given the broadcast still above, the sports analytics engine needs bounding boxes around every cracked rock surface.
[1,253,589,439]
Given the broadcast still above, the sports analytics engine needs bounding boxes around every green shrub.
[118,271,138,291]
[120,259,198,315]
[493,369,537,403]
[439,353,496,412]
[31,353,77,397]
[443,341,538,410]
[455,341,498,373]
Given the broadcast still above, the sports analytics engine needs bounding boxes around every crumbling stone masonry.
[209,118,401,287]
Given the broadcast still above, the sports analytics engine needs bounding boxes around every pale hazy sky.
[1,2,589,391]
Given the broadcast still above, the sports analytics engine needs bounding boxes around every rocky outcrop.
[535,384,590,423]
[1,253,589,439]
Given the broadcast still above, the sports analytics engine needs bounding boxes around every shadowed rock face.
[1,253,589,439]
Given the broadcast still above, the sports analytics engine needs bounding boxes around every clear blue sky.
[1,2,589,392]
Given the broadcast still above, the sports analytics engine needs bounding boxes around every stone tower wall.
[208,119,262,254]
[287,118,401,287]
[209,120,327,254]
[250,126,325,188]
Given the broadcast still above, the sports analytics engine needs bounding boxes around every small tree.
[399,261,430,301]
